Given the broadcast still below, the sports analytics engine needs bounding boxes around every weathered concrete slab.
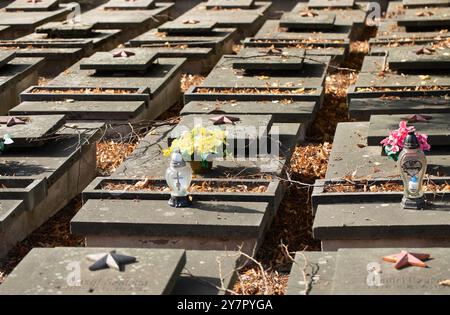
[325,122,450,179]
[71,198,273,254]
[402,0,450,8]
[113,124,286,179]
[349,96,450,121]
[0,176,46,211]
[287,248,450,294]
[205,0,255,9]
[313,197,450,249]
[368,113,450,146]
[0,56,44,114]
[0,247,186,295]
[158,20,218,35]
[10,100,147,121]
[307,0,355,9]
[0,123,101,259]
[36,21,97,38]
[181,100,317,123]
[398,7,450,28]
[0,51,15,68]
[388,46,450,71]
[280,11,336,30]
[104,0,155,10]
[0,9,70,38]
[80,50,158,71]
[233,48,305,71]
[5,0,59,11]
[76,2,172,41]
[286,251,336,295]
[332,248,450,294]
[82,177,282,207]
[198,50,329,89]
[28,55,186,121]
[0,114,65,147]
[171,1,271,37]
[169,114,273,157]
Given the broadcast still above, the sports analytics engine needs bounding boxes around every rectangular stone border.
[311,177,450,212]
[0,177,47,212]
[82,177,284,213]
[20,85,151,103]
[184,86,324,103]
[347,85,450,100]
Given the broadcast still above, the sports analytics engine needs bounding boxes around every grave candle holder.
[398,131,427,210]
[165,150,192,208]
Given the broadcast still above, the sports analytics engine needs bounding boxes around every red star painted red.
[383,250,430,269]
[209,115,240,125]
[112,50,136,58]
[401,114,432,122]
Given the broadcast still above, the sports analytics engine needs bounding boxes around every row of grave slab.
[1,0,450,295]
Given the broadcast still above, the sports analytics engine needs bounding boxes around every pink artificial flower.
[380,121,431,153]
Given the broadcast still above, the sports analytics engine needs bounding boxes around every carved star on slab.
[209,115,240,125]
[401,114,432,122]
[112,50,136,58]
[86,250,137,272]
[383,250,430,269]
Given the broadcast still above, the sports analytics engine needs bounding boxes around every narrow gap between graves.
[232,28,377,295]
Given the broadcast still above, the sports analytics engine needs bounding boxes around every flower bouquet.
[380,121,430,161]
[164,127,227,174]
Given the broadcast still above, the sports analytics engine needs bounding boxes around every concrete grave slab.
[0,247,186,295]
[0,51,15,68]
[0,9,70,38]
[0,26,11,40]
[387,46,450,71]
[36,21,97,38]
[127,26,236,73]
[232,48,305,71]
[169,114,273,157]
[71,198,273,254]
[331,248,450,294]
[0,176,46,211]
[307,0,355,9]
[0,123,102,259]
[172,1,271,38]
[0,56,44,114]
[113,124,288,180]
[280,11,336,30]
[5,0,59,11]
[286,251,336,295]
[77,2,173,42]
[25,55,186,121]
[205,0,255,9]
[0,114,65,147]
[79,50,158,72]
[103,0,155,10]
[349,96,450,121]
[82,177,283,209]
[398,7,450,29]
[158,20,218,35]
[367,114,450,146]
[402,0,450,8]
[181,100,318,123]
[10,100,147,122]
[325,122,450,179]
[313,196,450,250]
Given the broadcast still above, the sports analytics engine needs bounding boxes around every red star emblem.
[27,0,42,3]
[401,114,432,122]
[383,251,430,269]
[112,50,136,58]
[209,115,240,125]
